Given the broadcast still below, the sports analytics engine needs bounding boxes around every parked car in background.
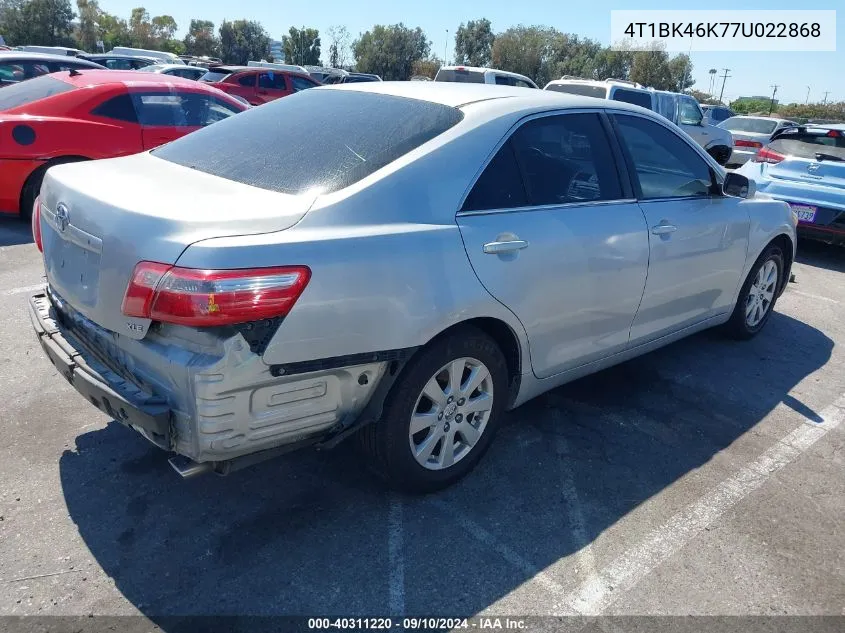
[13,45,85,57]
[80,53,160,70]
[435,65,537,88]
[108,47,184,64]
[29,83,794,492]
[738,124,845,245]
[199,65,319,105]
[719,116,796,167]
[138,64,207,81]
[247,60,310,74]
[305,65,348,83]
[544,78,734,165]
[0,70,245,219]
[322,72,383,84]
[0,52,105,86]
[702,104,736,125]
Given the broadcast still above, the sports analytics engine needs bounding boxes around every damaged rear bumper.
[29,291,403,466]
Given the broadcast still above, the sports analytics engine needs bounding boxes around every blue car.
[738,124,845,245]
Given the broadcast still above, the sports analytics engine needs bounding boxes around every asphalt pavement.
[0,215,843,629]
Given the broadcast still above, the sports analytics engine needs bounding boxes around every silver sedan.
[30,83,797,492]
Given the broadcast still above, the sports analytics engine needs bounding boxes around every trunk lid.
[767,156,845,192]
[39,152,316,340]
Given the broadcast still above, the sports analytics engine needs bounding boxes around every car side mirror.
[723,172,755,199]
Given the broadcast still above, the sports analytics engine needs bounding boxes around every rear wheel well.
[19,155,89,220]
[431,317,523,408]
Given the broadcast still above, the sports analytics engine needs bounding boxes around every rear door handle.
[483,240,529,254]
[651,223,678,236]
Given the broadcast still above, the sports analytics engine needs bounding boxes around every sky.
[103,0,843,104]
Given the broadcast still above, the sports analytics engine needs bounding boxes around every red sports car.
[1,70,247,219]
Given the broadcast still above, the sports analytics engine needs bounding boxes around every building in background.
[269,40,284,62]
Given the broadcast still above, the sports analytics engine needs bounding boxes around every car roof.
[323,81,649,113]
[84,53,158,60]
[51,69,214,89]
[147,64,200,71]
[0,51,102,64]
[439,65,532,81]
[726,115,793,123]
[208,65,254,73]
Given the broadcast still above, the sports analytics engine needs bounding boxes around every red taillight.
[734,139,763,148]
[32,197,43,252]
[753,146,785,164]
[122,262,311,327]
[827,130,841,138]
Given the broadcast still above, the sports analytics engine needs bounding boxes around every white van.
[434,65,538,89]
[544,78,733,165]
[108,47,183,64]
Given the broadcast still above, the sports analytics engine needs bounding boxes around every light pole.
[444,29,448,65]
[806,86,811,104]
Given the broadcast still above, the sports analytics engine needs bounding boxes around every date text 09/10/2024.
[307,618,527,630]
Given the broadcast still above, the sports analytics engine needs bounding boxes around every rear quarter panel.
[2,117,141,161]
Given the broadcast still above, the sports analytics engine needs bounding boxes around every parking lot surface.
[1,215,843,624]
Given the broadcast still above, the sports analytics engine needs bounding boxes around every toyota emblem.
[55,203,69,232]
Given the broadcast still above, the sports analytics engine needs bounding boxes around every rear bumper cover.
[29,292,171,438]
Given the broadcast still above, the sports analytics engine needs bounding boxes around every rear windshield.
[0,75,74,110]
[153,89,464,194]
[545,84,608,99]
[769,129,845,161]
[435,69,485,83]
[721,117,777,134]
[200,70,231,82]
[612,88,653,109]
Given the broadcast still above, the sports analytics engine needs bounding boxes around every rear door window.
[769,129,845,161]
[494,75,516,86]
[102,58,135,70]
[462,142,527,211]
[291,75,316,92]
[0,61,50,85]
[435,68,485,83]
[237,73,256,87]
[200,70,232,82]
[153,89,463,194]
[612,88,653,110]
[258,72,286,90]
[509,113,624,206]
[545,84,608,99]
[132,92,240,127]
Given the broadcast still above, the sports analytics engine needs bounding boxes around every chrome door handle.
[651,223,677,236]
[483,240,529,254]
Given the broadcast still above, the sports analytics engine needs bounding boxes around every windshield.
[769,129,845,161]
[435,69,485,83]
[545,84,608,99]
[721,117,778,135]
[153,89,464,194]
[0,75,74,110]
[199,70,231,82]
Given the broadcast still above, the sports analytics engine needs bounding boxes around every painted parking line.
[388,495,405,616]
[4,283,44,296]
[788,289,840,305]
[556,392,845,616]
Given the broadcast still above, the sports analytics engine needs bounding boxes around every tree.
[353,23,430,80]
[150,14,176,42]
[0,0,76,46]
[629,49,673,90]
[591,47,633,81]
[731,98,775,115]
[490,26,551,86]
[411,56,441,79]
[282,26,320,65]
[218,19,270,65]
[689,89,722,106]
[546,32,603,81]
[454,18,494,67]
[668,54,694,92]
[75,0,98,51]
[95,10,130,50]
[128,6,152,48]
[326,24,350,68]
[183,19,218,57]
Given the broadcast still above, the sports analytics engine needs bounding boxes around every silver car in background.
[30,83,796,492]
[720,116,796,167]
[738,124,845,245]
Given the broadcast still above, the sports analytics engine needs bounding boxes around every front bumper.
[30,291,390,463]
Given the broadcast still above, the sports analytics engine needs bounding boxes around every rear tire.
[725,244,784,340]
[358,326,508,493]
[19,157,87,222]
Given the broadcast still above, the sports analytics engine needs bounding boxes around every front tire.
[359,326,508,493]
[725,244,784,339]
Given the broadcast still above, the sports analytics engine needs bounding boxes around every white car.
[719,116,796,167]
[435,66,538,89]
[544,78,734,165]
